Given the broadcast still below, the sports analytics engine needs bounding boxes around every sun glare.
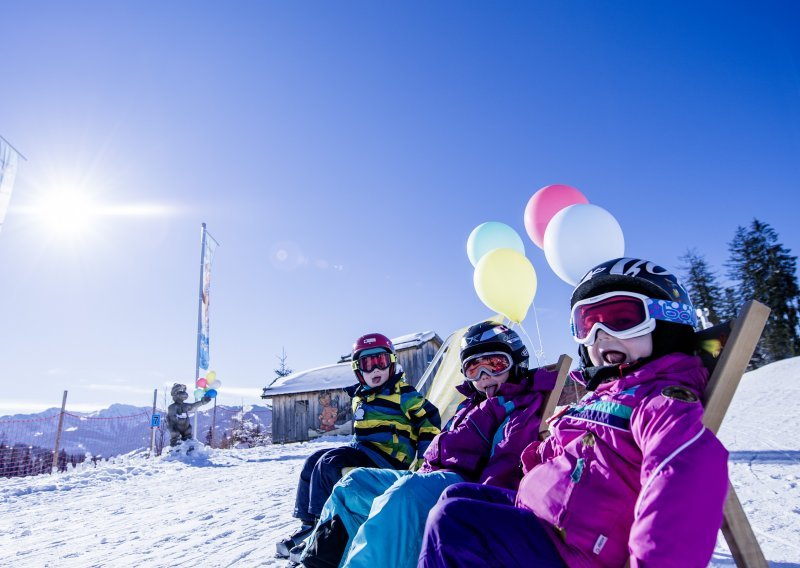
[21,188,173,241]
[32,190,99,237]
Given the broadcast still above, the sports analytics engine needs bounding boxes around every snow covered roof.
[262,362,357,397]
[337,330,440,362]
[263,331,441,397]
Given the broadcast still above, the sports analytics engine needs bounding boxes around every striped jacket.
[345,373,441,470]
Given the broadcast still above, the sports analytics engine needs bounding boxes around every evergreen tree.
[273,349,292,379]
[679,249,725,326]
[727,219,800,364]
[265,348,293,391]
[719,287,739,323]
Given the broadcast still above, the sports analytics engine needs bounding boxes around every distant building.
[262,331,442,444]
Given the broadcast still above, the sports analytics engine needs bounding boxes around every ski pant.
[418,483,566,568]
[302,467,462,568]
[293,446,378,522]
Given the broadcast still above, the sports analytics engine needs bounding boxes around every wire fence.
[0,390,272,479]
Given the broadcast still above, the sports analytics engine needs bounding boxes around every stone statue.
[167,383,211,446]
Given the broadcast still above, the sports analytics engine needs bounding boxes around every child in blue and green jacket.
[276,332,441,559]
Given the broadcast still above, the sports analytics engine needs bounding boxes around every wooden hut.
[263,331,442,444]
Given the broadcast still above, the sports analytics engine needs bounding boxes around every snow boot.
[276,523,314,558]
[289,540,307,564]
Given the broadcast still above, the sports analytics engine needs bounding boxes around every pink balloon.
[196,378,207,388]
[524,184,589,249]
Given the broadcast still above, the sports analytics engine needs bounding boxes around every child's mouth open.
[602,350,627,365]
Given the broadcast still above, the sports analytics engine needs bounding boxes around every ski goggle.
[461,351,513,381]
[570,291,696,346]
[352,352,396,373]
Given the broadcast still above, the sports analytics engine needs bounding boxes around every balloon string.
[520,304,546,365]
[518,321,544,368]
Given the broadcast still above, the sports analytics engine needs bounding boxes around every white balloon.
[543,204,625,286]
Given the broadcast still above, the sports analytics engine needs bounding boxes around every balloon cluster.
[194,370,221,401]
[525,184,624,286]
[467,184,625,323]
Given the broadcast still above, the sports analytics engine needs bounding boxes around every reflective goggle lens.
[357,352,393,373]
[462,352,513,380]
[572,295,649,341]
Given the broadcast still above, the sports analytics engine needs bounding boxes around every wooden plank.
[721,484,770,568]
[538,354,572,439]
[700,300,770,568]
[703,300,770,434]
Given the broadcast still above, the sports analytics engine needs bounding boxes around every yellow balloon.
[473,248,537,323]
[206,371,217,381]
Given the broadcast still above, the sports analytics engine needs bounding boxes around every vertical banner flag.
[196,223,219,378]
[0,136,20,234]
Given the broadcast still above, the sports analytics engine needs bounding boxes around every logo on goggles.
[571,291,695,346]
[461,351,513,381]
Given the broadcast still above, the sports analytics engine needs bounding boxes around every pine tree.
[274,348,292,379]
[719,287,739,323]
[679,249,725,326]
[265,348,293,390]
[727,219,800,364]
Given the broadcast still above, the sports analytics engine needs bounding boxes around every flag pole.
[0,134,28,161]
[193,223,208,440]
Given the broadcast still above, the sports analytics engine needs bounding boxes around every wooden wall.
[271,337,443,444]
[397,338,443,388]
[271,388,352,444]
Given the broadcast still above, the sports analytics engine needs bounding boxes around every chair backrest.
[414,316,570,428]
[538,354,571,439]
[696,300,771,568]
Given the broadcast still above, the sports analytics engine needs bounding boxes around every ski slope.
[1,358,798,567]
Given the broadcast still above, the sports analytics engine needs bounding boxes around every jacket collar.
[346,372,403,397]
[575,352,708,394]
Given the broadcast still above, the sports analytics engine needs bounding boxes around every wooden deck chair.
[697,300,771,568]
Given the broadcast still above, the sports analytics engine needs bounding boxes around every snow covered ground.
[1,358,799,568]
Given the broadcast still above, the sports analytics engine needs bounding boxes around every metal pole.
[0,134,28,161]
[149,388,157,457]
[51,390,68,474]
[193,223,207,441]
[210,398,217,447]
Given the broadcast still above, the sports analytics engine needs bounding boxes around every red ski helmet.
[351,333,397,385]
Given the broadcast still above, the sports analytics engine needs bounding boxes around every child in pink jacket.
[418,257,729,568]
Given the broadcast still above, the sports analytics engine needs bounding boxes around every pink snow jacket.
[516,353,728,568]
[418,367,557,490]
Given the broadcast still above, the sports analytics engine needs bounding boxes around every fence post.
[51,390,68,474]
[210,398,217,448]
[149,389,157,457]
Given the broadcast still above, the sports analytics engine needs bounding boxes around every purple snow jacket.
[418,367,557,490]
[516,353,729,568]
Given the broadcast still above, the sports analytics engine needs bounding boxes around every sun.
[30,189,100,238]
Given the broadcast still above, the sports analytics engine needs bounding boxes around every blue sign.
[151,414,161,428]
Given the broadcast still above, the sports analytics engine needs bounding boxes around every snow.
[263,362,356,396]
[2,358,799,567]
[264,331,441,397]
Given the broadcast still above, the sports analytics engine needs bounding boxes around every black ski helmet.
[571,257,697,367]
[460,321,529,380]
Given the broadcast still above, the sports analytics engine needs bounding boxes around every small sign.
[151,414,161,428]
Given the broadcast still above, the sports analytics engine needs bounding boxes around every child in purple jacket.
[419,257,730,568]
[299,322,559,568]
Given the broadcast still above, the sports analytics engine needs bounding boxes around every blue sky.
[1,1,798,414]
